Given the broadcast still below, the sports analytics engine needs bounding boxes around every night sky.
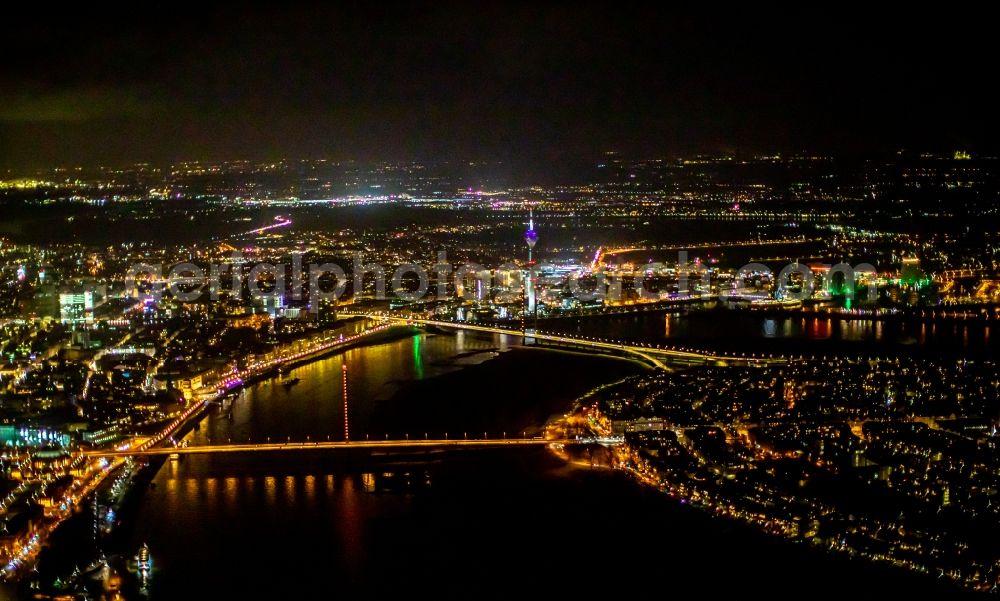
[1,5,996,169]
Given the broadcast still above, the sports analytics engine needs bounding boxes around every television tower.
[524,209,538,263]
[523,208,538,330]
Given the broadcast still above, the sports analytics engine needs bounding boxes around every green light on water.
[413,335,423,379]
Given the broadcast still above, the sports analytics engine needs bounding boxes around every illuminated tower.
[524,209,538,323]
[524,209,538,264]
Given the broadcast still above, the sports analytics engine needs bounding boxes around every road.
[1,319,395,577]
[84,438,591,457]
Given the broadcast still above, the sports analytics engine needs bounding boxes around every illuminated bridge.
[84,438,607,458]
[338,312,782,369]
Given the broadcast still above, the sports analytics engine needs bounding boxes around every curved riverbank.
[7,329,970,600]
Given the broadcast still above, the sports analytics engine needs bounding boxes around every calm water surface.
[5,330,973,599]
[546,307,998,356]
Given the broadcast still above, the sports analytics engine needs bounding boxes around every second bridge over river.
[84,437,619,458]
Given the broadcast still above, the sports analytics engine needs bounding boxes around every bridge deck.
[86,438,579,457]
[337,312,784,368]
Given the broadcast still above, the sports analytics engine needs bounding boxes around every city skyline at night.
[3,6,1000,601]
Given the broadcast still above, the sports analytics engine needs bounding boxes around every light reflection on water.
[13,327,971,600]
[183,331,516,446]
[562,310,1000,354]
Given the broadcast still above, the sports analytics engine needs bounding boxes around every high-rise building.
[59,290,96,324]
[31,284,60,319]
[316,297,337,324]
[262,293,285,318]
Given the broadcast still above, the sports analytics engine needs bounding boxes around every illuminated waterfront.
[4,6,999,599]
[5,331,973,599]
[8,331,647,598]
[544,305,1000,356]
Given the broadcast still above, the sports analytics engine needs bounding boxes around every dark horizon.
[2,5,998,170]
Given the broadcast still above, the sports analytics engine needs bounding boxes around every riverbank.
[5,329,972,600]
[0,323,419,590]
[549,394,982,599]
[147,323,420,449]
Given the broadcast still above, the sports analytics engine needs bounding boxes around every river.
[3,329,974,599]
[543,305,999,357]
